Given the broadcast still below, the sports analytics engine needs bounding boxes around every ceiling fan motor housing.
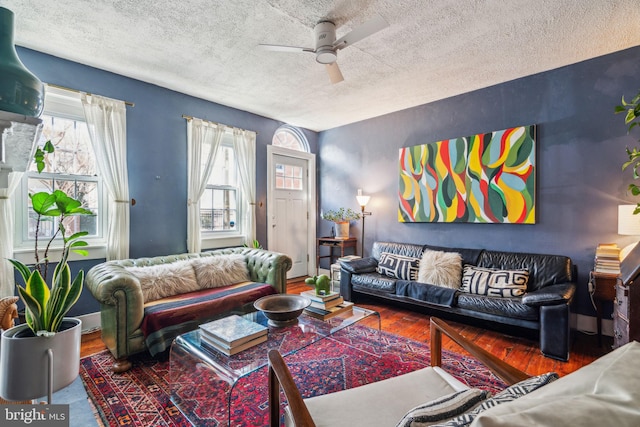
[314,21,337,64]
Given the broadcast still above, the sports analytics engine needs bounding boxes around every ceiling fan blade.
[326,62,344,84]
[258,44,314,53]
[333,14,389,50]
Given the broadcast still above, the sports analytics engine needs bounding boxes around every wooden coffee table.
[169,306,380,426]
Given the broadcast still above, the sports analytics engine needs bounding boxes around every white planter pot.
[0,317,81,402]
[334,222,350,239]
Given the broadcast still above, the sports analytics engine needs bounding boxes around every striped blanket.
[141,281,276,355]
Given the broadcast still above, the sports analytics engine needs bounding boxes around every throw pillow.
[428,373,558,427]
[377,252,420,280]
[459,265,529,297]
[191,253,250,288]
[126,260,199,303]
[418,250,463,289]
[395,388,489,427]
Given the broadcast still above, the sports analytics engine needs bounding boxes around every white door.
[267,147,316,279]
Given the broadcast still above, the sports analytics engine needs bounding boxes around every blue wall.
[14,45,640,320]
[318,46,640,318]
[16,47,319,315]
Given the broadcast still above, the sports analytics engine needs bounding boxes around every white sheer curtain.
[233,128,257,246]
[186,119,225,253]
[0,172,23,297]
[81,93,130,260]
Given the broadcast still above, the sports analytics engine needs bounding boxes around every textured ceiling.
[5,0,640,131]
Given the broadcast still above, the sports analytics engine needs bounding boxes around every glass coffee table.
[169,305,380,426]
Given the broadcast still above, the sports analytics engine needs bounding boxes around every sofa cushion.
[471,342,640,426]
[456,293,538,321]
[460,265,529,298]
[418,250,463,289]
[352,272,398,293]
[423,244,484,267]
[191,253,250,288]
[429,373,558,426]
[340,257,378,274]
[372,241,425,261]
[476,251,573,291]
[377,252,420,280]
[395,388,489,427]
[126,260,200,303]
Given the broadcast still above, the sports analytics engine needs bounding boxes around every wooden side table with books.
[589,271,619,347]
[591,243,621,347]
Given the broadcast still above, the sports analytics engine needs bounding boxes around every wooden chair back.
[267,317,530,426]
[268,348,316,427]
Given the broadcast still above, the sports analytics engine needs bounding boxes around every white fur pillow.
[191,254,250,288]
[417,250,463,289]
[126,260,199,303]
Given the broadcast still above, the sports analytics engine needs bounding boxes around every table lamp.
[618,204,640,260]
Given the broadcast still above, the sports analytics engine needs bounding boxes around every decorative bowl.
[253,294,311,327]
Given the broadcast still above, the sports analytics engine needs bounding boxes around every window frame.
[200,133,245,250]
[12,87,108,263]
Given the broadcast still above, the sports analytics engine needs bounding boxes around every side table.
[316,237,357,273]
[589,271,618,347]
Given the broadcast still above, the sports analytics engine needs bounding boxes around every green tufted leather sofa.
[86,247,292,372]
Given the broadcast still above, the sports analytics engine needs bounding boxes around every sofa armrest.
[340,257,378,274]
[522,283,576,307]
[241,248,292,294]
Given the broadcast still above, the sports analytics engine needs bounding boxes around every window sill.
[201,234,244,251]
[12,244,107,264]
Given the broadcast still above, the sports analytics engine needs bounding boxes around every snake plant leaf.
[8,259,31,284]
[50,270,83,333]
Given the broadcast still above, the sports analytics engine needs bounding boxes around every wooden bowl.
[253,294,311,327]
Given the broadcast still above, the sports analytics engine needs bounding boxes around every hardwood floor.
[81,278,611,377]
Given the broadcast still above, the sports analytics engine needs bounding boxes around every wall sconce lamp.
[356,189,372,257]
[618,204,640,260]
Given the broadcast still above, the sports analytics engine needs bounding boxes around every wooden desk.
[589,271,619,347]
[316,237,357,273]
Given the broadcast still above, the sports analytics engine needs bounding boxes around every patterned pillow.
[418,250,463,289]
[430,373,558,427]
[460,265,529,297]
[377,252,420,280]
[395,388,489,427]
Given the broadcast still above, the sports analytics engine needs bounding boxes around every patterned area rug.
[80,326,506,426]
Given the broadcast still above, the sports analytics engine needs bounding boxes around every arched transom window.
[272,125,309,152]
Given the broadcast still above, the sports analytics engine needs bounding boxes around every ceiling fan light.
[316,49,337,64]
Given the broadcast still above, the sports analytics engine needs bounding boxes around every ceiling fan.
[259,14,389,84]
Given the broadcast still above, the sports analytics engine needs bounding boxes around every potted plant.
[0,141,93,403]
[321,207,361,239]
[616,89,640,214]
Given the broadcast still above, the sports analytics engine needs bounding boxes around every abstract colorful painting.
[398,125,536,223]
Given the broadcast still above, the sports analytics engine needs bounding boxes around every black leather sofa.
[340,241,577,361]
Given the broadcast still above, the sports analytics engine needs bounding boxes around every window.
[275,163,303,190]
[13,87,106,260]
[272,125,309,152]
[200,139,240,233]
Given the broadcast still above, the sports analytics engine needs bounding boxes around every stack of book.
[301,290,354,320]
[198,315,268,356]
[594,243,621,275]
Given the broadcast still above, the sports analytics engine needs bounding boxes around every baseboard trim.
[571,313,613,337]
[77,312,101,334]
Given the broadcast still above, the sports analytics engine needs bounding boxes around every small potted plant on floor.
[321,207,361,239]
[0,141,93,403]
